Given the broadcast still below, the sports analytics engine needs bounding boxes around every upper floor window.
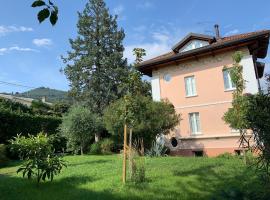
[223,68,236,91]
[180,40,209,53]
[185,76,197,97]
[189,112,201,134]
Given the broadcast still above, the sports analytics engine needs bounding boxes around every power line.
[0,81,35,89]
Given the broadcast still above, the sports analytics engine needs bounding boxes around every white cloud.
[0,25,33,36]
[152,32,169,43]
[33,38,53,47]
[224,29,239,36]
[113,4,124,15]
[0,46,38,55]
[136,1,154,10]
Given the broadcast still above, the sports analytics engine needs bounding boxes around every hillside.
[15,87,70,103]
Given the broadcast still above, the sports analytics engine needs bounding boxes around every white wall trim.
[175,100,232,110]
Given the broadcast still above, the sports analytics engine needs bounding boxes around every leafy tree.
[52,102,70,116]
[9,133,66,183]
[59,105,102,154]
[30,100,52,115]
[223,51,251,151]
[103,95,181,149]
[265,73,270,94]
[31,0,58,25]
[62,0,129,141]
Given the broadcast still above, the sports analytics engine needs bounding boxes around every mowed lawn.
[0,155,269,200]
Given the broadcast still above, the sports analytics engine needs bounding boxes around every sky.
[1,0,270,93]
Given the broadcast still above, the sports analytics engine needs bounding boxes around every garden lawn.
[0,155,269,200]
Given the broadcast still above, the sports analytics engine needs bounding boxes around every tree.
[62,0,129,141]
[103,95,181,149]
[31,0,58,25]
[59,105,102,155]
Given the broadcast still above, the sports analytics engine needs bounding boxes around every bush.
[89,142,101,155]
[0,109,61,143]
[100,138,114,154]
[0,144,8,163]
[9,133,66,183]
[48,134,67,153]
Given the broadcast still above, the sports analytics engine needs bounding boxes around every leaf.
[48,0,54,6]
[37,8,50,23]
[32,0,45,7]
[49,9,58,26]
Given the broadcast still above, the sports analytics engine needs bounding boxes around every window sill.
[190,132,202,136]
[186,94,198,98]
[224,88,236,92]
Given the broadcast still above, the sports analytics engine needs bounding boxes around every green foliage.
[30,100,51,115]
[52,102,70,116]
[9,133,66,183]
[60,105,102,154]
[32,0,58,25]
[245,94,270,176]
[100,138,114,154]
[62,0,129,117]
[0,98,32,114]
[145,141,168,157]
[0,144,8,163]
[0,109,61,143]
[15,87,70,103]
[48,134,67,153]
[130,155,146,183]
[217,152,235,159]
[89,142,101,155]
[104,95,180,149]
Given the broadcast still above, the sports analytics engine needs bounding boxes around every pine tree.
[62,0,128,141]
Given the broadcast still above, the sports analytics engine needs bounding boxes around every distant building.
[138,25,269,157]
[0,93,52,107]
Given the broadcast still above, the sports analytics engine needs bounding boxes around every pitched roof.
[138,30,270,76]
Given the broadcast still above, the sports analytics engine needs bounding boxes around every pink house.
[138,25,270,157]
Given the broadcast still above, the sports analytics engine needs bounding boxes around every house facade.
[138,26,270,157]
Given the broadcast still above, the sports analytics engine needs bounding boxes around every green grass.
[0,155,269,200]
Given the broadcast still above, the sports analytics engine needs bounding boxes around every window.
[193,151,204,157]
[223,68,236,90]
[189,112,201,134]
[180,40,209,53]
[164,74,171,82]
[185,76,197,97]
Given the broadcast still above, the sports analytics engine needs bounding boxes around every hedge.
[0,109,61,143]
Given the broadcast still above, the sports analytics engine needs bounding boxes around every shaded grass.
[0,155,269,200]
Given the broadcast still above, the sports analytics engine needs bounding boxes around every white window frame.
[189,112,201,135]
[185,76,197,97]
[223,68,236,91]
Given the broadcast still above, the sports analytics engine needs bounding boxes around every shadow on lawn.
[0,174,143,200]
[69,159,110,167]
[171,163,270,200]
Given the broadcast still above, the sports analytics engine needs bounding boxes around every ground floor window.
[189,112,201,134]
[171,137,178,147]
[193,150,204,157]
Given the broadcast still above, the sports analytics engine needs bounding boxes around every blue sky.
[1,0,270,93]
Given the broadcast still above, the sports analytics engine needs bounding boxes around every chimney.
[214,24,220,39]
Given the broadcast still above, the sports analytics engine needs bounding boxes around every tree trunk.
[95,133,101,142]
[80,146,83,155]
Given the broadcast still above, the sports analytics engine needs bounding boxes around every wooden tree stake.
[122,124,127,183]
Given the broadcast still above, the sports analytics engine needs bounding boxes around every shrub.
[0,144,8,163]
[9,133,66,183]
[145,141,168,157]
[0,109,61,143]
[100,138,114,154]
[89,142,101,155]
[48,134,67,153]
